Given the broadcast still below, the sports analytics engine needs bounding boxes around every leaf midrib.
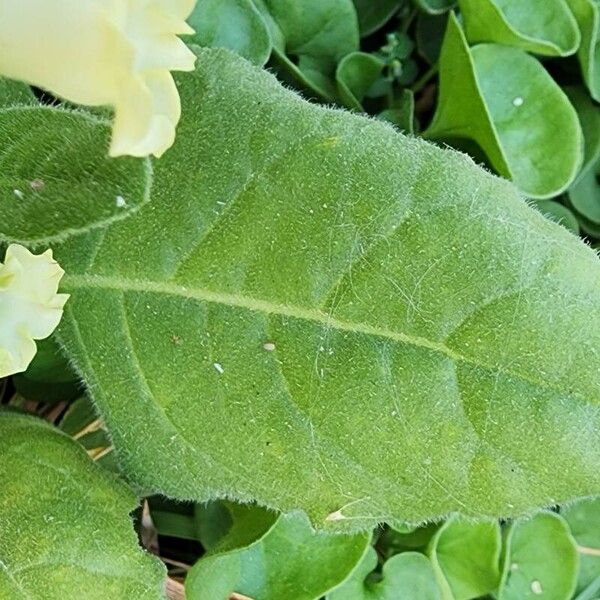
[63,272,585,404]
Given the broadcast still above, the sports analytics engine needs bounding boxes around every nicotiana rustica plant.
[2,1,600,599]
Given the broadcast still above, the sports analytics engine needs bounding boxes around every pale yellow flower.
[0,0,197,158]
[0,245,69,378]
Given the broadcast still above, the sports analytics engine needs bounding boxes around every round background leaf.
[459,0,580,57]
[414,0,456,15]
[567,87,600,224]
[427,15,583,198]
[498,512,579,600]
[470,42,582,199]
[568,0,600,101]
[567,87,600,174]
[428,516,501,599]
[252,0,360,101]
[328,547,443,599]
[0,106,151,245]
[563,499,600,594]
[188,0,272,66]
[195,501,278,553]
[0,413,165,599]
[186,512,370,600]
[416,13,449,64]
[576,209,600,238]
[378,89,415,134]
[336,52,385,110]
[569,166,600,225]
[352,0,404,37]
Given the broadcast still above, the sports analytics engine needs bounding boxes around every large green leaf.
[426,14,582,198]
[251,0,359,101]
[428,516,501,599]
[54,48,600,530]
[568,0,600,101]
[188,0,272,66]
[336,52,385,110]
[0,106,151,245]
[0,413,165,599]
[185,512,370,599]
[459,0,580,57]
[328,547,443,599]
[498,512,578,600]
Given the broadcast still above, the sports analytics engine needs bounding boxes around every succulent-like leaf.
[459,0,580,57]
[428,516,501,599]
[563,499,600,594]
[414,0,456,15]
[426,14,582,198]
[328,547,442,599]
[498,512,578,600]
[352,0,405,37]
[568,0,600,101]
[568,87,600,225]
[188,0,272,66]
[336,52,384,110]
[251,0,359,100]
[186,512,370,600]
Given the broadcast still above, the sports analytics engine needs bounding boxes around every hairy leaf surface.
[0,413,165,599]
[55,48,600,531]
[0,106,151,245]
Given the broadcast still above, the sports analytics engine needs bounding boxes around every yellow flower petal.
[0,0,197,158]
[0,245,69,378]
